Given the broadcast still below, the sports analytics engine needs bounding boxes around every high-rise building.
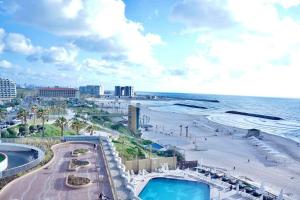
[128,104,140,133]
[0,78,17,100]
[114,86,134,97]
[79,85,104,97]
[38,87,79,98]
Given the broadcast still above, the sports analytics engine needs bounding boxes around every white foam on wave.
[207,113,300,142]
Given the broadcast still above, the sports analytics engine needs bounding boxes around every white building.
[0,78,17,100]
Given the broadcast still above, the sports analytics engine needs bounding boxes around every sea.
[136,92,300,143]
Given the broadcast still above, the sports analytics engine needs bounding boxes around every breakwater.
[174,103,208,109]
[226,111,283,120]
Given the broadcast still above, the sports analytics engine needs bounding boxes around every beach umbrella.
[259,182,265,196]
[236,183,240,193]
[277,189,283,200]
[259,194,264,200]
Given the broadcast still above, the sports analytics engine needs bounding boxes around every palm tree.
[0,109,6,121]
[31,105,38,125]
[37,108,49,137]
[17,108,29,125]
[86,124,96,135]
[54,116,68,137]
[71,119,84,135]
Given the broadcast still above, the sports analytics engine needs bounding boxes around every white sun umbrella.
[259,182,265,194]
[236,183,240,194]
[277,189,283,200]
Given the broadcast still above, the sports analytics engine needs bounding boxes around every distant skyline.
[1,0,300,98]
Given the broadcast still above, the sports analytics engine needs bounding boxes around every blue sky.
[1,0,300,98]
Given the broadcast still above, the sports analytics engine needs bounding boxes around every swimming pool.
[139,177,210,200]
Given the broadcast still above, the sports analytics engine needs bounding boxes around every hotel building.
[128,104,140,134]
[115,86,134,97]
[79,84,104,97]
[38,87,79,98]
[0,78,17,100]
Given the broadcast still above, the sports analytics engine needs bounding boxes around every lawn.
[112,136,156,161]
[33,124,76,137]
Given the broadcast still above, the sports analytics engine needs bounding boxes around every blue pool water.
[139,178,210,200]
[1,151,35,169]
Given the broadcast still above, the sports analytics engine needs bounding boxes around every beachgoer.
[248,159,250,163]
[99,193,103,200]
[233,166,236,170]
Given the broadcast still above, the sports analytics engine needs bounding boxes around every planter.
[68,159,90,171]
[71,148,90,157]
[65,175,91,188]
[0,152,8,172]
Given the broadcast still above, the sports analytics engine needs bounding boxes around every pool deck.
[132,169,279,200]
[0,142,114,200]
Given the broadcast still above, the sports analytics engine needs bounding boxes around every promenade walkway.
[0,142,113,200]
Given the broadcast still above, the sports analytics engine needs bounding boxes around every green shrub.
[7,128,17,138]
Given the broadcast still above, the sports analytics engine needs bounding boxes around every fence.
[125,156,177,173]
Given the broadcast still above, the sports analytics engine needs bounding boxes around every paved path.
[0,142,113,200]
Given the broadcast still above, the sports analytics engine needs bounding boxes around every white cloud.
[40,44,78,65]
[3,0,164,76]
[4,32,37,54]
[0,59,12,68]
[167,0,300,97]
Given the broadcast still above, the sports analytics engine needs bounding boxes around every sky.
[0,0,300,98]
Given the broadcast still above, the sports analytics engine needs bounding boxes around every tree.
[54,116,68,137]
[0,109,6,121]
[31,105,38,125]
[86,124,96,135]
[71,119,84,135]
[29,125,36,134]
[37,108,49,137]
[19,124,29,136]
[17,108,29,125]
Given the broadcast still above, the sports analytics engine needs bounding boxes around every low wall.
[125,157,177,173]
[0,153,8,172]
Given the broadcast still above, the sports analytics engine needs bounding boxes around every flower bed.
[66,175,91,188]
[68,159,90,171]
[71,148,89,157]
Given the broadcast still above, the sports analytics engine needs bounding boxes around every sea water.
[137,92,300,142]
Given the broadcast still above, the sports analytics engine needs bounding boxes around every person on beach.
[248,159,250,163]
[233,166,236,170]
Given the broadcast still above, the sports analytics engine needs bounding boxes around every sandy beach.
[140,105,300,199]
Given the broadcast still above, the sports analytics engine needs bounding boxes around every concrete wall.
[0,152,8,172]
[125,157,177,173]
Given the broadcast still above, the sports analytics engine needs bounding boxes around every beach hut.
[246,128,261,138]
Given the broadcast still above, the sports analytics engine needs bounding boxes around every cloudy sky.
[0,0,300,98]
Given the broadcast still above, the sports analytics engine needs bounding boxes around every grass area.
[33,124,76,137]
[0,154,5,162]
[73,148,89,155]
[112,135,156,161]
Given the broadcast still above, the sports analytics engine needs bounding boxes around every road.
[0,142,113,200]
